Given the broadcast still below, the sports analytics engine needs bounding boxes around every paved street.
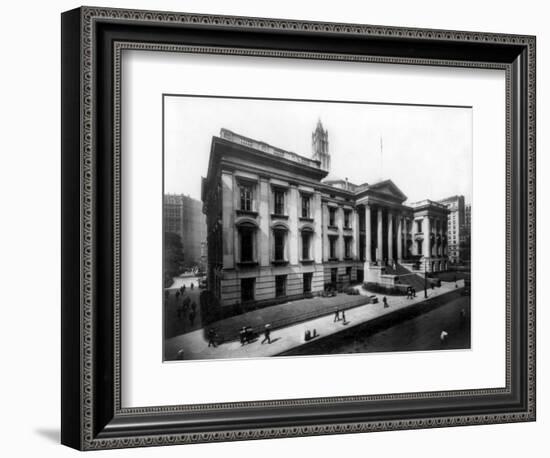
[164,280,466,361]
[284,293,470,355]
[164,275,204,339]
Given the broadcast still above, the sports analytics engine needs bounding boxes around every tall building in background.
[437,195,465,263]
[163,194,207,269]
[465,203,471,234]
[311,119,330,172]
[463,203,472,261]
[164,193,185,236]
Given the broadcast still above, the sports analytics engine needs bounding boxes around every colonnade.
[363,205,447,263]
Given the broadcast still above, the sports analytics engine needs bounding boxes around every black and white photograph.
[163,95,472,361]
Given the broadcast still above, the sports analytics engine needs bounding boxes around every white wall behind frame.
[0,1,545,457]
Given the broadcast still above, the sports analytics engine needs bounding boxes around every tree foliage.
[164,232,185,287]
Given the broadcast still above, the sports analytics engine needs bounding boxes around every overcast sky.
[164,96,472,204]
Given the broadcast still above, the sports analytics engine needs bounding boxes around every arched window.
[301,228,312,261]
[236,220,258,264]
[271,222,289,265]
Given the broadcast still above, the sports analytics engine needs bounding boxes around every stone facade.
[202,124,450,308]
[438,195,467,263]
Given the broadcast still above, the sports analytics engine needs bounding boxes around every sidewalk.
[193,293,370,343]
[164,280,464,361]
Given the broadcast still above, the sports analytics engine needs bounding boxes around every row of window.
[240,183,355,227]
[240,273,313,303]
[327,207,352,228]
[415,219,448,233]
[239,227,354,263]
[240,228,314,263]
[329,236,353,260]
[240,184,313,219]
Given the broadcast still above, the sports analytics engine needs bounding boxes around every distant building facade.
[437,195,466,263]
[164,194,207,268]
[465,203,471,233]
[202,124,449,308]
[463,203,472,261]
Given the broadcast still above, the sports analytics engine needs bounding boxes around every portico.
[356,181,450,284]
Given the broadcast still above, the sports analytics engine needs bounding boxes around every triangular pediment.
[368,180,408,202]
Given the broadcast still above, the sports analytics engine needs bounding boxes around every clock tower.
[311,119,330,172]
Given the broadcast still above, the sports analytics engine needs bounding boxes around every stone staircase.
[385,262,429,292]
[384,263,411,276]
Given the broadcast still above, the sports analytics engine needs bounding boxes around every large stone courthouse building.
[202,122,450,308]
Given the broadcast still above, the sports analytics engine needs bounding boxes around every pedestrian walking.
[183,296,191,311]
[175,291,180,300]
[189,310,196,326]
[207,328,217,347]
[261,324,272,344]
[182,284,186,293]
[190,282,194,290]
[412,287,416,298]
[383,296,389,308]
[333,309,340,322]
[341,310,347,324]
[406,287,412,299]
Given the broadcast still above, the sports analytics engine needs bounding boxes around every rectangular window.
[275,275,287,298]
[331,268,338,285]
[303,273,313,293]
[301,232,311,260]
[344,237,352,258]
[274,230,286,261]
[240,228,254,262]
[417,220,422,232]
[241,278,255,302]
[274,189,285,215]
[240,184,253,211]
[301,195,310,218]
[329,207,336,226]
[329,236,337,259]
[346,266,352,278]
[344,210,351,228]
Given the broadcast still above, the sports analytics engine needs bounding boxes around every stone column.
[288,185,299,265]
[423,215,431,258]
[387,211,393,261]
[258,178,270,267]
[352,208,359,259]
[322,202,329,262]
[365,205,372,263]
[313,192,323,263]
[397,214,403,261]
[337,207,344,260]
[221,171,235,269]
[439,220,444,256]
[377,207,383,262]
[430,219,437,257]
